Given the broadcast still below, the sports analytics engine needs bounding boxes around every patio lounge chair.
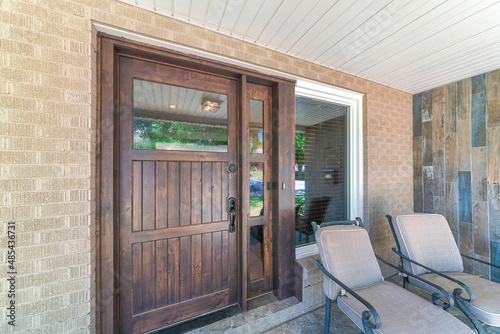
[387,213,500,333]
[313,219,474,334]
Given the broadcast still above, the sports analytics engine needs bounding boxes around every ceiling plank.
[124,0,500,93]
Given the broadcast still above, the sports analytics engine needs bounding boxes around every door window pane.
[250,163,264,217]
[133,79,228,152]
[249,225,264,281]
[249,99,264,154]
[295,96,348,247]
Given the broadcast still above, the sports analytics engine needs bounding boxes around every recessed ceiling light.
[169,104,176,108]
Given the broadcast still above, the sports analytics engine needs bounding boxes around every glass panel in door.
[133,79,228,152]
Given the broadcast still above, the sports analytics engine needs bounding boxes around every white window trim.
[295,79,364,259]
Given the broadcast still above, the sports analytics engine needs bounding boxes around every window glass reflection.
[249,99,264,154]
[295,95,347,246]
[133,79,228,152]
[250,163,264,217]
[249,225,264,281]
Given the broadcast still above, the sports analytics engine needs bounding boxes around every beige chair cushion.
[315,225,383,300]
[392,214,463,275]
[410,272,500,327]
[338,281,474,334]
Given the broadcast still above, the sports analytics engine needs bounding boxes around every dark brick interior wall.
[413,69,500,282]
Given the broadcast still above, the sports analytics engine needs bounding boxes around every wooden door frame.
[96,34,296,333]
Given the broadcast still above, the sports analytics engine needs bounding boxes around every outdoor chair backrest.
[391,214,463,276]
[296,196,332,234]
[315,224,383,300]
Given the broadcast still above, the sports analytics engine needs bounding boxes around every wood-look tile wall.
[413,69,500,282]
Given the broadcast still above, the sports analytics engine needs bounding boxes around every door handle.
[226,197,236,233]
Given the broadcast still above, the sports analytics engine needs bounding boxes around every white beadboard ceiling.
[120,0,500,94]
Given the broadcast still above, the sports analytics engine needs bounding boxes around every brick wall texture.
[0,0,413,332]
[413,70,500,282]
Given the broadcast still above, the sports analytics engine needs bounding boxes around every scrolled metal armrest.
[315,259,382,332]
[392,248,476,302]
[375,254,454,309]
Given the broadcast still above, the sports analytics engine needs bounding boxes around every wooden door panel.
[123,232,236,332]
[130,161,230,232]
[122,159,236,331]
[129,232,233,316]
[119,57,238,333]
[155,162,168,229]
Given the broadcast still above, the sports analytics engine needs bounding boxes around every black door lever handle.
[227,197,236,233]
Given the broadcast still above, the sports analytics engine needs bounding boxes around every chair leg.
[402,275,409,289]
[324,296,331,334]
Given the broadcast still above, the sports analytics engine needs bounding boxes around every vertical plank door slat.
[221,230,229,289]
[156,162,168,229]
[201,233,212,295]
[179,236,191,302]
[132,243,143,314]
[167,238,180,305]
[132,162,143,232]
[180,162,191,226]
[191,234,202,298]
[222,162,229,221]
[212,231,222,292]
[212,163,222,222]
[142,241,155,311]
[191,163,202,225]
[142,162,156,230]
[202,162,212,223]
[155,239,168,308]
[168,162,180,228]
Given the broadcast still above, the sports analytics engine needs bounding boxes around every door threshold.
[147,294,278,333]
[247,292,277,311]
[147,304,240,334]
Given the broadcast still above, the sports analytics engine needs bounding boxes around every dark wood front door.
[118,57,238,333]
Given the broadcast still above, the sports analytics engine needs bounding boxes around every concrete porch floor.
[264,275,500,334]
[187,274,500,334]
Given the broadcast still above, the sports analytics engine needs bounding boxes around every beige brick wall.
[0,0,412,332]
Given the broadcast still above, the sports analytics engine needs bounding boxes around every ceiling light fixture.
[202,98,220,112]
[169,104,176,108]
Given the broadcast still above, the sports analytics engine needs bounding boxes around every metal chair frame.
[386,214,500,334]
[313,218,457,334]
